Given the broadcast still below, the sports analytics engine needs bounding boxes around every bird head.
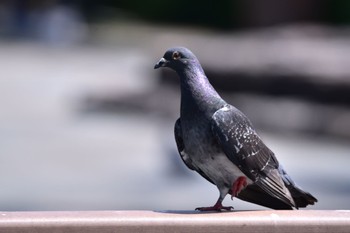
[154,47,198,71]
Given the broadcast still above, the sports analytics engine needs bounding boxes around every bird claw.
[195,201,234,212]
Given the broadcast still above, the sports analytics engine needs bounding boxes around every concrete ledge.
[0,210,349,233]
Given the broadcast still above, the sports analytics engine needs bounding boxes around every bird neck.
[179,65,225,117]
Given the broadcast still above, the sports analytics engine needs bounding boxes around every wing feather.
[211,105,296,207]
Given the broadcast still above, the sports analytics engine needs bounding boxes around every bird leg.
[195,199,233,212]
[230,176,248,199]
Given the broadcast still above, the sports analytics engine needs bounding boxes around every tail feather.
[237,165,318,209]
[287,184,318,208]
[278,165,318,208]
[237,183,317,210]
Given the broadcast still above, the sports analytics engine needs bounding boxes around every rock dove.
[154,47,317,211]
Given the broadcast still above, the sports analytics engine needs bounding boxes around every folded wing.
[211,105,296,208]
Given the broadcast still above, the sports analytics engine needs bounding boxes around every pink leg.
[195,200,233,212]
[231,176,248,200]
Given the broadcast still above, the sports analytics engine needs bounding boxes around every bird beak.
[154,57,167,69]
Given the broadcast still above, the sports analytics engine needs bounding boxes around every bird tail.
[287,184,318,208]
[279,166,318,208]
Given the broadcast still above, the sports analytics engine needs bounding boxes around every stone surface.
[0,210,350,233]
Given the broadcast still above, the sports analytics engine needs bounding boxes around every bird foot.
[195,201,234,212]
[231,176,248,199]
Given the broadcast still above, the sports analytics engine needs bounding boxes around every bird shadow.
[153,209,262,215]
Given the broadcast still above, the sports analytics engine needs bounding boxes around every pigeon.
[154,47,317,211]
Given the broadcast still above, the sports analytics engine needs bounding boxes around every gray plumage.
[154,47,317,210]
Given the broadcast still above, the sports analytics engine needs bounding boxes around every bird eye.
[172,51,181,60]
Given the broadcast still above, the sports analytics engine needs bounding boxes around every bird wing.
[174,118,214,184]
[211,105,296,207]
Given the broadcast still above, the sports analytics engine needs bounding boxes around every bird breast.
[180,117,252,187]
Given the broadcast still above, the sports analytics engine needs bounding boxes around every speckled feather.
[211,104,296,207]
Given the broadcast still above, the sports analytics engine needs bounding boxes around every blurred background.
[0,0,350,211]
